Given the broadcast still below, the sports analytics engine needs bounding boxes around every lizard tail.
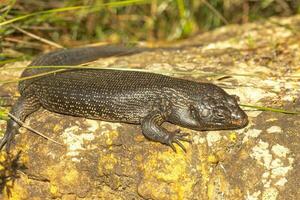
[19,44,149,92]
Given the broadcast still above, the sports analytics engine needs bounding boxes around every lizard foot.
[166,130,191,153]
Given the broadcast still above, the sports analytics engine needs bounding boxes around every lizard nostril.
[232,113,240,120]
[233,109,244,119]
[231,109,248,126]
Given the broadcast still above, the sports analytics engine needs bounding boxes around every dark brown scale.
[1,45,248,152]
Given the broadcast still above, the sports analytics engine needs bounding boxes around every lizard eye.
[216,112,226,119]
[214,107,230,121]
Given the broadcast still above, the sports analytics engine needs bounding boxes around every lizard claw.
[167,130,191,153]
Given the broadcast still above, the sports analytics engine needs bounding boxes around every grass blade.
[0,0,151,27]
[240,104,300,115]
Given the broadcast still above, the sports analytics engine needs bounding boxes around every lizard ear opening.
[190,104,200,120]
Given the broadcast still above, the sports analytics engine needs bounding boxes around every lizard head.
[188,86,248,130]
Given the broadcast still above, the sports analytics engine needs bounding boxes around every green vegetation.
[240,104,300,115]
[0,107,8,121]
[1,0,299,54]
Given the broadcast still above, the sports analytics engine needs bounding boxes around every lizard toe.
[167,130,191,152]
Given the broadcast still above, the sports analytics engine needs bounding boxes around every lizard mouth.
[231,116,248,128]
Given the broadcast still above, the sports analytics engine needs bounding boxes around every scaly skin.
[0,45,248,152]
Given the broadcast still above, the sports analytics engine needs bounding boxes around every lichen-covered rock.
[0,15,299,200]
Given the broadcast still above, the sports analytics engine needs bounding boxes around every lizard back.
[25,69,204,123]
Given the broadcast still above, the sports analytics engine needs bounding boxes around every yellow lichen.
[135,154,144,163]
[138,150,195,199]
[62,168,79,185]
[53,124,63,132]
[98,153,117,176]
[197,161,209,182]
[229,132,237,142]
[50,184,59,197]
[105,130,119,146]
[207,181,214,200]
[45,163,80,195]
[19,153,29,166]
[0,151,7,162]
[3,180,29,200]
[207,154,219,164]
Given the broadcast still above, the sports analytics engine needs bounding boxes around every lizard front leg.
[0,95,41,151]
[141,111,191,152]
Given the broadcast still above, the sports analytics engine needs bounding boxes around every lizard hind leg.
[141,111,191,152]
[0,95,41,151]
